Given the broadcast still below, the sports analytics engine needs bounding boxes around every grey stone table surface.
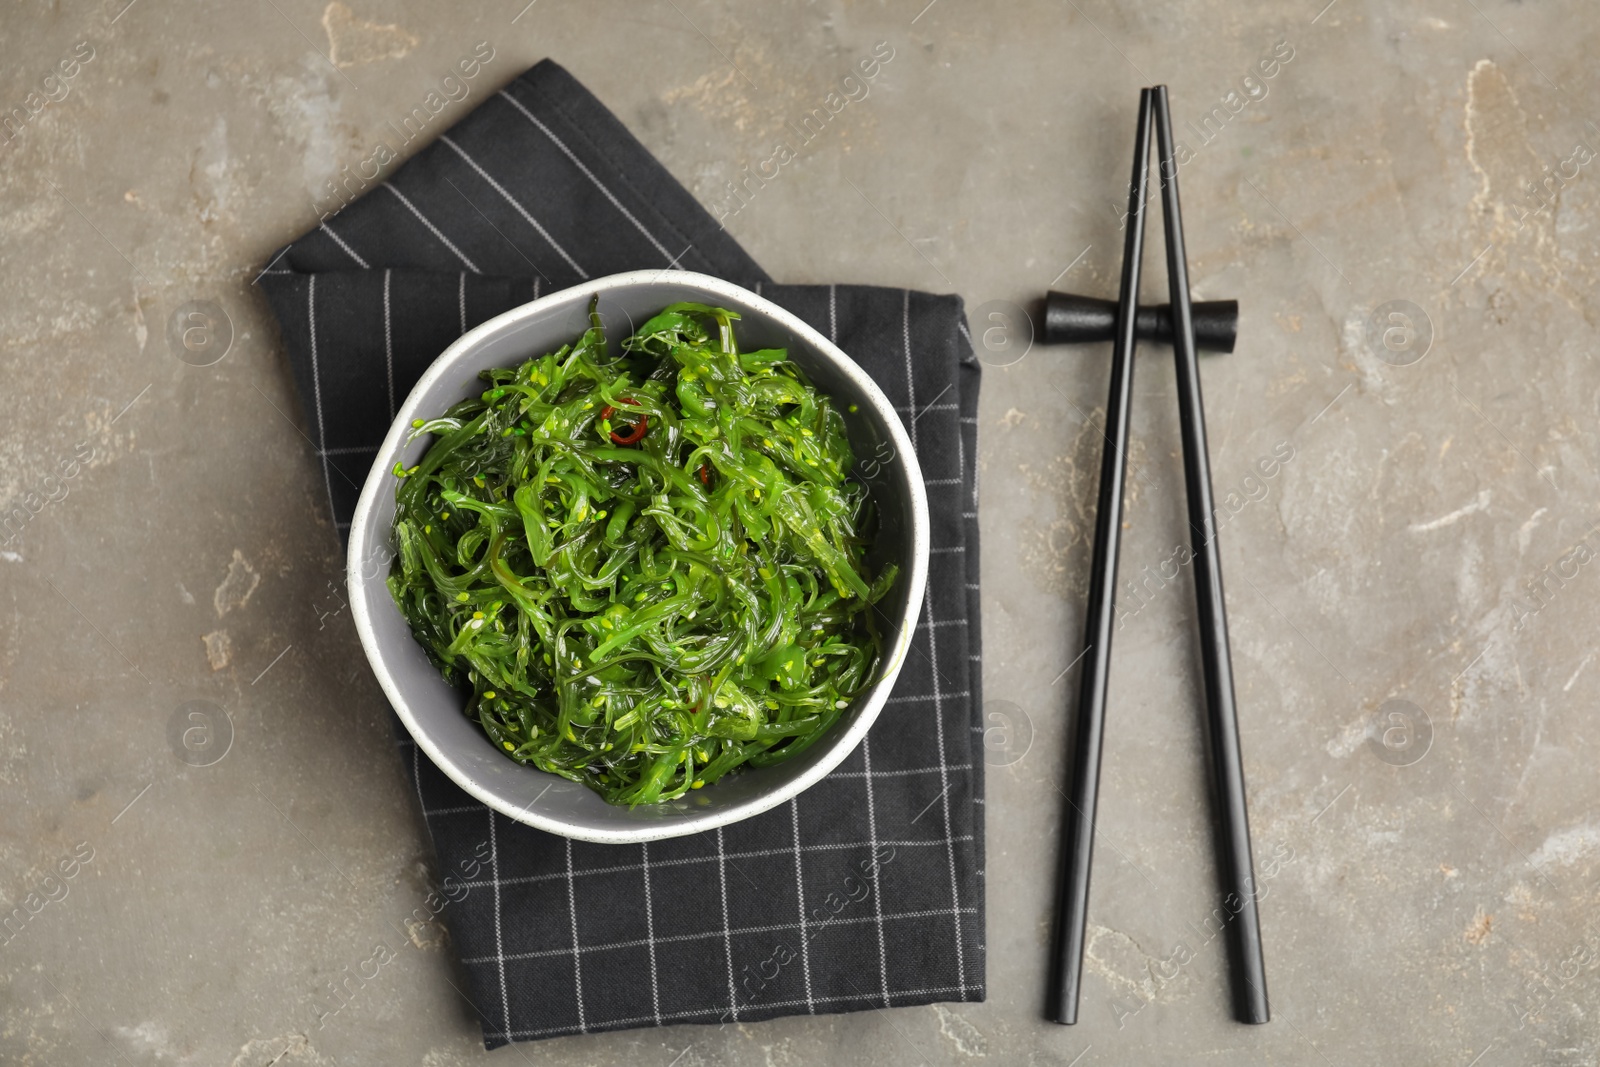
[2,0,1597,1063]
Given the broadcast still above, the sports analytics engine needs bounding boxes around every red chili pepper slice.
[601,397,648,446]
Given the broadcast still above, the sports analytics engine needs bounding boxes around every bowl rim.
[347,270,930,843]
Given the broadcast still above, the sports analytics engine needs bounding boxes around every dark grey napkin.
[258,59,983,1047]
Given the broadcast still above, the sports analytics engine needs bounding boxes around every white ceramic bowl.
[347,271,929,843]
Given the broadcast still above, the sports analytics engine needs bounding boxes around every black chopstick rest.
[1041,291,1238,353]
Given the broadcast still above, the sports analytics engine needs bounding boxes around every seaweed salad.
[387,300,897,806]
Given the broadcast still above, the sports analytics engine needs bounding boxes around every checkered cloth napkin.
[258,59,984,1047]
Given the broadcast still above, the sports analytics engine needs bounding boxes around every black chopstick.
[1151,84,1270,1025]
[1047,86,1154,1026]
